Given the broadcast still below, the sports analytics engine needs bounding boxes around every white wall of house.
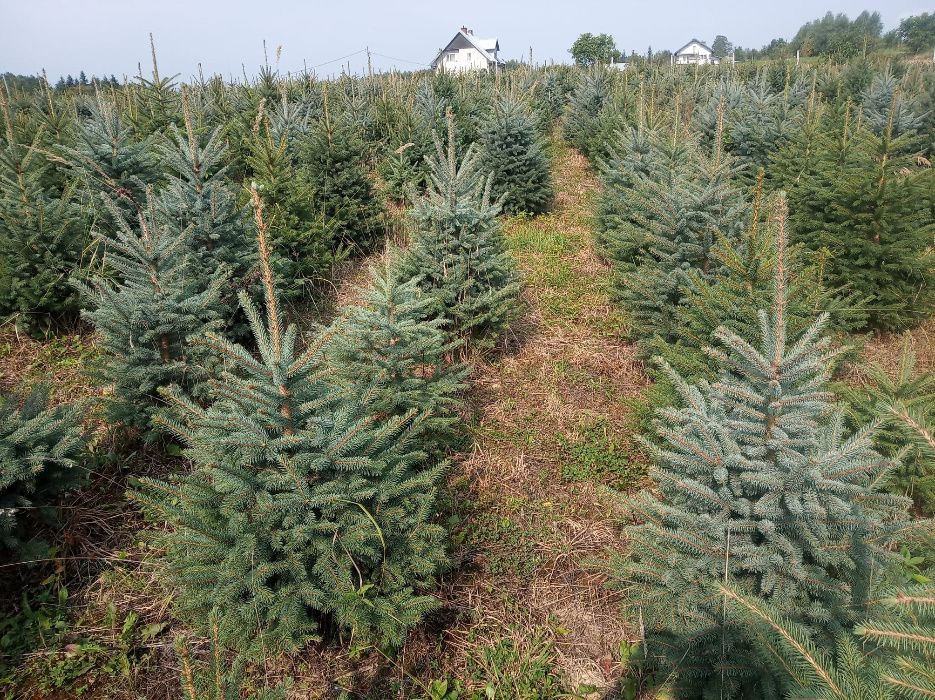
[676,41,718,65]
[437,46,493,73]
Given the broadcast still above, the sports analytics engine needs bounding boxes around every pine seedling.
[175,610,286,700]
[839,337,935,514]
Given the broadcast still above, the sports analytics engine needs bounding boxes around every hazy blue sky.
[1,0,929,80]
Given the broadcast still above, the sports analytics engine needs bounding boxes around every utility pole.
[529,45,533,65]
[366,46,372,77]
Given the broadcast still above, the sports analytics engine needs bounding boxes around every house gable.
[431,28,503,71]
[675,38,714,56]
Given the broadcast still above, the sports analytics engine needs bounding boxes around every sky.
[0,0,929,81]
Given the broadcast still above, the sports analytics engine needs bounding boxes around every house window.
[446,52,456,62]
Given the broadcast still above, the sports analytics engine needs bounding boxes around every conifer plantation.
[1,22,933,699]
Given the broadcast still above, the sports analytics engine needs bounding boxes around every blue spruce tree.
[403,111,521,350]
[133,188,446,657]
[76,196,227,436]
[613,196,915,698]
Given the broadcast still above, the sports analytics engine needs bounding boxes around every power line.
[308,48,367,69]
[369,51,431,68]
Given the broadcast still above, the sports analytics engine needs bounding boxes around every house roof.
[431,30,504,68]
[675,38,714,55]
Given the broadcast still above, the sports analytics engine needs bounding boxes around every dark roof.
[675,38,714,55]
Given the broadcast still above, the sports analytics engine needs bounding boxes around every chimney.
[460,25,468,34]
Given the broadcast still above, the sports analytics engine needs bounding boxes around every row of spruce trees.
[0,60,556,339]
[2,55,932,695]
[582,59,934,698]
[1,54,563,692]
[1,102,525,657]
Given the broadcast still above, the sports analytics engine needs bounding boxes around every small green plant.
[462,508,546,578]
[557,417,642,486]
[466,627,562,700]
[0,576,166,697]
[417,678,462,700]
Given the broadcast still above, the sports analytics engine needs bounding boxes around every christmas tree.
[0,87,88,334]
[779,101,934,331]
[403,111,521,350]
[613,202,914,697]
[1,383,85,557]
[246,102,340,302]
[327,257,468,455]
[128,35,181,138]
[156,91,254,323]
[64,91,158,223]
[862,66,923,141]
[298,96,386,253]
[608,129,747,349]
[378,80,447,201]
[477,94,553,215]
[133,189,446,657]
[76,195,227,436]
[562,67,613,159]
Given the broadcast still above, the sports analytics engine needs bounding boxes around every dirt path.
[408,139,650,696]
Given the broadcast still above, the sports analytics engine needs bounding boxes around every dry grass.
[0,325,102,406]
[844,316,935,385]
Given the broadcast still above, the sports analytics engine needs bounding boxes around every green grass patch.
[557,416,645,487]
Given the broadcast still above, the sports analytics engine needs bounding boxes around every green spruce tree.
[133,189,446,657]
[840,337,935,514]
[606,126,747,350]
[328,257,468,454]
[721,579,935,700]
[563,67,613,159]
[780,101,934,331]
[246,101,340,302]
[0,87,88,334]
[477,95,553,215]
[1,384,85,557]
[299,96,386,253]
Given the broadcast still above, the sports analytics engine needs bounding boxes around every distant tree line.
[569,9,935,67]
[1,71,121,92]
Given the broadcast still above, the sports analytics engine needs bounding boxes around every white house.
[674,39,719,65]
[431,27,504,73]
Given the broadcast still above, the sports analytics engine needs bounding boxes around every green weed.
[557,417,644,487]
